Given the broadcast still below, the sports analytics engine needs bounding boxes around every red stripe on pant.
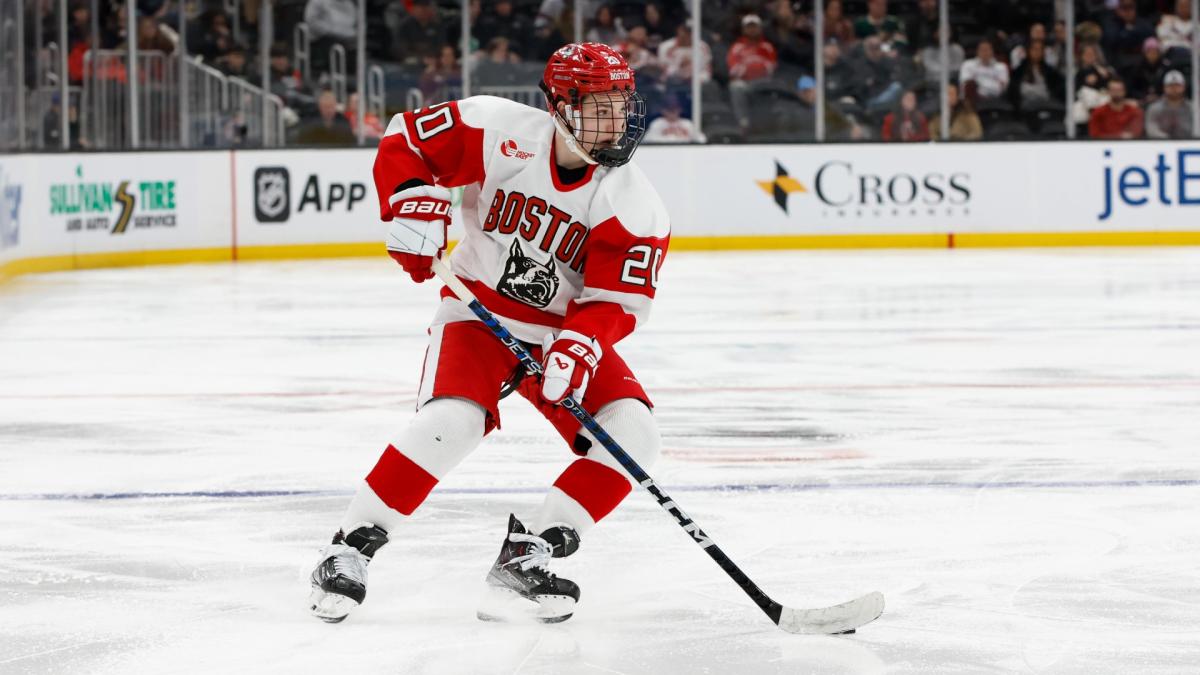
[365,445,439,516]
[553,458,632,522]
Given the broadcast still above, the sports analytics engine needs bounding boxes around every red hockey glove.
[385,184,452,282]
[540,330,603,404]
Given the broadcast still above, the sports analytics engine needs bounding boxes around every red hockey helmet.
[540,42,647,168]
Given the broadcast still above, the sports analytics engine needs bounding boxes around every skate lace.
[506,532,555,576]
[329,546,367,581]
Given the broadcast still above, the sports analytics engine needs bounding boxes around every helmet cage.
[540,43,647,168]
[543,86,647,168]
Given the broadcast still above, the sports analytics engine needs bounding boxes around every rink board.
[3,142,1200,281]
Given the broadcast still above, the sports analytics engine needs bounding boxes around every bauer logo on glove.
[386,184,453,283]
[540,330,603,404]
[395,199,451,217]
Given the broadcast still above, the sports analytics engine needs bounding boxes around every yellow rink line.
[3,231,1199,283]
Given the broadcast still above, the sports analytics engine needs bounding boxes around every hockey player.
[308,43,670,624]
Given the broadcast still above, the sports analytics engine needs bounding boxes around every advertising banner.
[637,142,1200,236]
[21,151,233,259]
[6,140,1200,285]
[236,149,395,250]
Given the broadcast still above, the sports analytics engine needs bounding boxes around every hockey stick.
[430,258,884,635]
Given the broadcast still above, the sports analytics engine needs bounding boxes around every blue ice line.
[2,479,1198,501]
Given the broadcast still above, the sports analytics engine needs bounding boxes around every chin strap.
[551,112,598,166]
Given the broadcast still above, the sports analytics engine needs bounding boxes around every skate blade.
[476,586,575,624]
[308,587,360,623]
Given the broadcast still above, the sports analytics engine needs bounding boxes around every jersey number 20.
[414,104,454,140]
[621,245,663,289]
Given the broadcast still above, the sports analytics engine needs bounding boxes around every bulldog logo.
[496,240,558,308]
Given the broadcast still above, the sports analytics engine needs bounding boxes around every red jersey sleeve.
[564,216,670,348]
[372,101,486,220]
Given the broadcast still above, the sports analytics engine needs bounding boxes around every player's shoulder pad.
[457,95,551,139]
[591,161,670,239]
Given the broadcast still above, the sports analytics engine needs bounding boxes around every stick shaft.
[429,259,784,624]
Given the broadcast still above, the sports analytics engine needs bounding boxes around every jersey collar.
[549,131,598,193]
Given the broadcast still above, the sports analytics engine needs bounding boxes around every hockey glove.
[540,330,603,404]
[385,184,452,282]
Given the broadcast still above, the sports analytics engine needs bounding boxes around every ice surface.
[2,249,1199,674]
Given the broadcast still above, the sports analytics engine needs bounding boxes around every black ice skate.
[477,514,581,624]
[308,523,389,623]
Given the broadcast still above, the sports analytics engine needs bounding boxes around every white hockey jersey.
[373,96,671,347]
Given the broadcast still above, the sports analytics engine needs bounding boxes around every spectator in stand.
[476,35,521,71]
[1157,0,1194,64]
[521,2,569,61]
[218,43,252,81]
[392,0,450,65]
[852,34,904,113]
[420,44,463,102]
[344,92,384,140]
[881,89,930,142]
[906,0,939,51]
[929,82,983,141]
[195,10,233,61]
[1101,0,1156,77]
[268,43,312,112]
[620,25,660,75]
[764,0,814,67]
[295,88,355,145]
[66,1,91,83]
[474,0,532,59]
[67,0,89,45]
[1073,43,1116,129]
[854,0,904,41]
[644,97,705,143]
[727,14,778,131]
[1089,79,1144,139]
[877,17,909,56]
[1146,70,1194,139]
[823,1,855,47]
[1047,20,1069,71]
[1011,23,1060,71]
[1130,37,1169,103]
[658,21,711,83]
[959,40,1009,103]
[823,40,857,103]
[586,5,625,46]
[304,0,357,70]
[1075,42,1115,93]
[642,3,672,51]
[796,75,865,140]
[917,25,964,89]
[124,10,176,54]
[1007,40,1065,112]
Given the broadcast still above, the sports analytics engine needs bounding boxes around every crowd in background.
[17,0,1198,145]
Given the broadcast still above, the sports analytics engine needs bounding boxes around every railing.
[0,16,18,149]
[367,65,386,122]
[81,50,283,149]
[185,59,229,148]
[330,43,348,106]
[294,23,311,85]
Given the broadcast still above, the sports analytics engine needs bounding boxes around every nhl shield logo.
[254,167,290,223]
[496,240,559,309]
